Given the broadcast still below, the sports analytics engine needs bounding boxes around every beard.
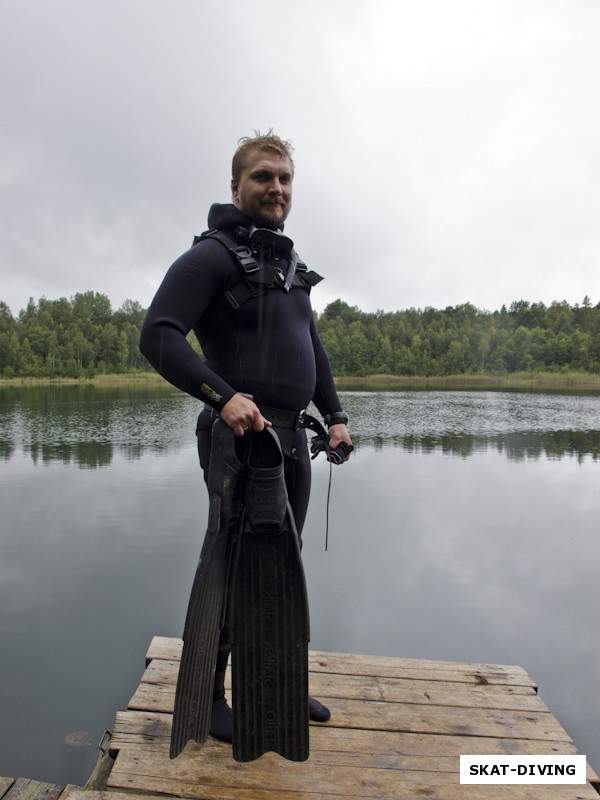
[238,196,291,230]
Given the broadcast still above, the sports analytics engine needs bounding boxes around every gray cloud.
[1,0,598,317]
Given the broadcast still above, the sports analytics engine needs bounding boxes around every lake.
[1,384,599,785]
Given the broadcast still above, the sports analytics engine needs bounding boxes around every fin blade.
[170,419,243,759]
[231,507,310,762]
[170,496,231,758]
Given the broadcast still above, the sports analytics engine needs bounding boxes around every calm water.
[1,384,599,784]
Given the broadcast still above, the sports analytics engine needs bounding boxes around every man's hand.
[328,423,353,462]
[219,394,272,437]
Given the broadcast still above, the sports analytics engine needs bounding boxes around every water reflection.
[361,430,600,461]
[341,389,600,436]
[344,390,600,461]
[4,430,599,466]
[0,383,199,467]
[1,386,598,466]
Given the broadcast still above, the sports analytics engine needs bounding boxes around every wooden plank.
[111,710,598,774]
[107,747,600,800]
[145,638,536,687]
[111,708,581,756]
[137,658,545,712]
[317,661,537,689]
[309,697,570,741]
[147,636,533,675]
[146,636,181,664]
[129,691,571,742]
[2,778,64,800]
[129,679,548,717]
[145,637,533,679]
[309,651,534,684]
[110,708,579,755]
[0,779,15,798]
[111,709,172,741]
[66,784,600,800]
[126,678,568,742]
[155,660,535,700]
[308,673,544,709]
[49,790,77,800]
[62,791,158,800]
[128,682,173,713]
[141,656,540,697]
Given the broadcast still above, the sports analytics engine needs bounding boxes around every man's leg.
[281,429,331,723]
[209,635,233,740]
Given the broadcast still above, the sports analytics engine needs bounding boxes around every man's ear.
[231,178,240,207]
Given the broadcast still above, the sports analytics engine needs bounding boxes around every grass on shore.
[2,371,600,392]
[334,372,600,391]
[0,372,168,387]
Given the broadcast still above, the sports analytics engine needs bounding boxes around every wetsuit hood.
[207,203,249,232]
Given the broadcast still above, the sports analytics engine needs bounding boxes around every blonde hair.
[232,129,295,182]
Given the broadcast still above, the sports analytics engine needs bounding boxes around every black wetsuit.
[140,202,343,534]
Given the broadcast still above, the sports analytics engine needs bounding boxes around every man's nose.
[267,178,283,194]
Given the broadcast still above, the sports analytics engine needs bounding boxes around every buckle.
[295,409,307,431]
[232,246,259,273]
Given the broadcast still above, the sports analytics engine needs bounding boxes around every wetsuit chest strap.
[195,229,323,345]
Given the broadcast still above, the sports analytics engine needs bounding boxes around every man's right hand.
[219,394,272,437]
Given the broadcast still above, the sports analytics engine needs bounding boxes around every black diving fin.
[170,418,244,759]
[229,426,310,762]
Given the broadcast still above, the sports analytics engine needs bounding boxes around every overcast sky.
[1,0,598,317]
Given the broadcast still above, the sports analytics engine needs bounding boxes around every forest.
[1,292,599,379]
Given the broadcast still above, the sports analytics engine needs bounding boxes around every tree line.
[0,293,147,378]
[1,293,599,379]
[315,297,600,376]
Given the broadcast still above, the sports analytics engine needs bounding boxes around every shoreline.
[334,372,600,392]
[1,371,600,392]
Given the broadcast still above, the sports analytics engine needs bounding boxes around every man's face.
[231,148,293,230]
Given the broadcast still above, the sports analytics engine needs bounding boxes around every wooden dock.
[1,777,68,799]
[4,635,599,799]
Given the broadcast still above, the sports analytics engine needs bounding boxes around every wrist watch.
[324,411,349,428]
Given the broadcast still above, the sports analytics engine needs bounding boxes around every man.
[140,131,352,745]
